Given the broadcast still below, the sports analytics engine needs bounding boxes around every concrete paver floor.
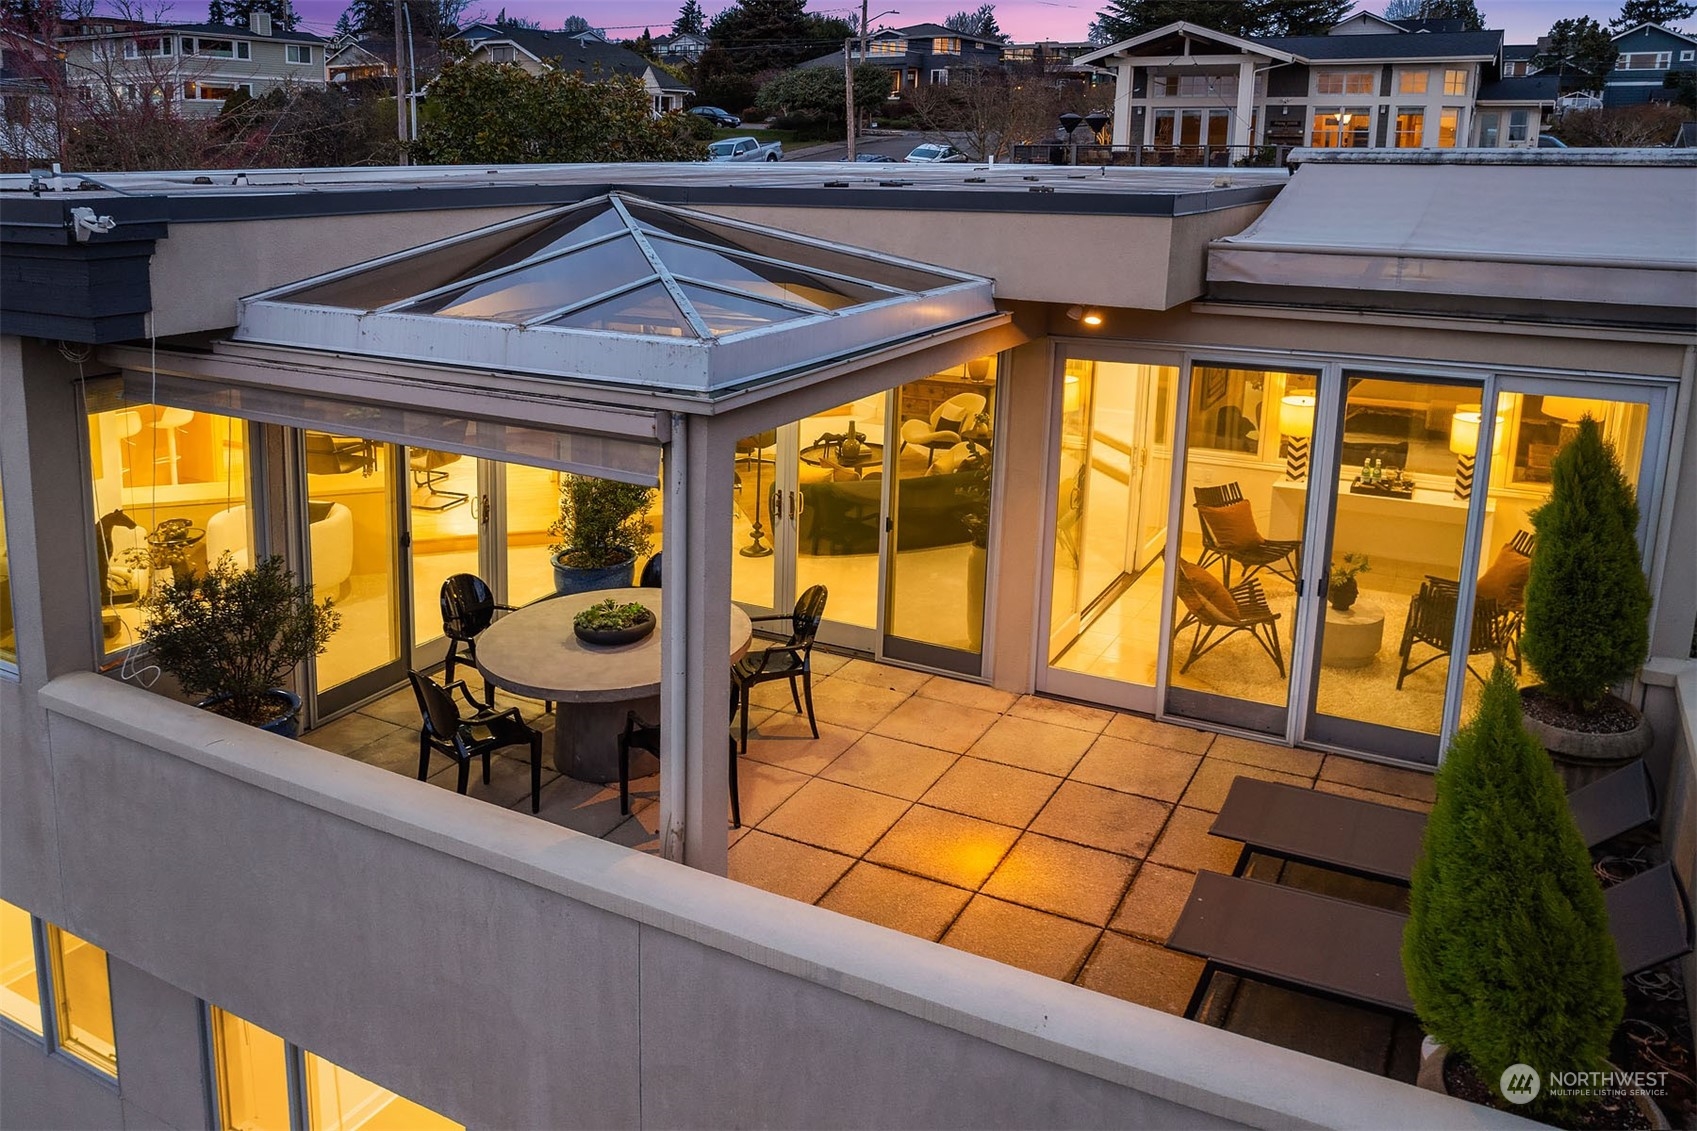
[307,649,1438,1081]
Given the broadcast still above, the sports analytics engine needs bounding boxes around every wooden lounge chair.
[1210,763,1658,886]
[1192,483,1301,588]
[1172,562,1285,678]
[1171,863,1693,1020]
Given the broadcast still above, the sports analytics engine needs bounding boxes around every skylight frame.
[374,226,636,317]
[611,194,713,339]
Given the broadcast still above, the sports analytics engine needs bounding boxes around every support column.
[1112,60,1134,146]
[1235,58,1256,148]
[658,412,735,875]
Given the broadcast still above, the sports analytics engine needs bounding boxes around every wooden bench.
[1171,863,1692,1021]
[1210,763,1656,886]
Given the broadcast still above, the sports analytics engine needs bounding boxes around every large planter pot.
[197,689,303,739]
[1520,687,1654,791]
[1328,575,1359,612]
[1418,1041,1671,1128]
[551,552,636,597]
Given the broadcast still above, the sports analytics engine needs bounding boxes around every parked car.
[1536,135,1570,149]
[904,143,967,163]
[708,136,783,162]
[855,153,897,162]
[689,106,741,128]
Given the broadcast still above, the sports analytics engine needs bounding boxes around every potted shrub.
[1325,552,1370,612]
[548,474,655,596]
[1519,417,1654,774]
[139,554,340,737]
[1403,664,1655,1127]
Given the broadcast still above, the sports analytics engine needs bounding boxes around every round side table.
[1322,600,1385,669]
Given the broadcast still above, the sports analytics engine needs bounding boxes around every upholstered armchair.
[899,393,987,466]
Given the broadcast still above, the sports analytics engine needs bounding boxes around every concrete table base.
[553,694,661,782]
[1321,601,1385,668]
[475,587,752,784]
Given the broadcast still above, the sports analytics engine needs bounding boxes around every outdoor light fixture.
[1278,393,1316,480]
[1448,403,1505,499]
[1065,305,1104,327]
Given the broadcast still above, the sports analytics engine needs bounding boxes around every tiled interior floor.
[306,651,1437,1032]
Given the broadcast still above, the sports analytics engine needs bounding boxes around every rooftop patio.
[303,652,1446,1077]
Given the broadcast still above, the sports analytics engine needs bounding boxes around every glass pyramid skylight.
[239,192,997,394]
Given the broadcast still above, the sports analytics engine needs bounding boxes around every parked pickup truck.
[708,136,783,162]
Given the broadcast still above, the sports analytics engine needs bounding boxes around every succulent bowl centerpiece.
[572,597,655,647]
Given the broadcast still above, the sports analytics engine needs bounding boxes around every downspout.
[659,410,688,862]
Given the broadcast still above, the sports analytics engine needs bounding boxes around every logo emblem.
[1500,1064,1540,1104]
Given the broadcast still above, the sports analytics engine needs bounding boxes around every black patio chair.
[408,669,542,814]
[1394,576,1518,689]
[618,709,741,829]
[1172,562,1285,678]
[638,552,663,588]
[733,585,828,757]
[1192,482,1301,587]
[440,574,514,705]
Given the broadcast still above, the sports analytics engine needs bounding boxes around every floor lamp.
[738,431,776,558]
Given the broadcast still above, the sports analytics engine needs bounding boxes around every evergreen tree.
[1381,0,1486,30]
[208,0,300,30]
[1522,417,1651,712]
[709,0,843,73]
[673,0,705,36]
[945,4,1009,41]
[1611,0,1697,29]
[1533,17,1619,90]
[1090,0,1260,42]
[335,0,466,39]
[1256,0,1354,36]
[1403,665,1622,1122]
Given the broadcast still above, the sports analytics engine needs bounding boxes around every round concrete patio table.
[474,588,753,784]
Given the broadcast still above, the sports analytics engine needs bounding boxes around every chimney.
[250,10,272,36]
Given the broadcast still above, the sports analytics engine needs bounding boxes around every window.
[123,35,172,58]
[122,83,173,105]
[1438,106,1459,146]
[1479,110,1500,146]
[210,1007,461,1131]
[285,43,312,64]
[868,38,903,55]
[0,901,41,1033]
[183,81,253,101]
[1395,108,1425,147]
[1154,73,1237,97]
[182,37,250,59]
[931,37,961,54]
[1316,70,1375,95]
[1311,108,1371,147]
[930,68,948,84]
[85,400,253,654]
[487,44,515,62]
[46,926,116,1075]
[1398,69,1428,93]
[1616,51,1672,69]
[1443,67,1467,95]
[1682,50,1694,61]
[1508,109,1528,142]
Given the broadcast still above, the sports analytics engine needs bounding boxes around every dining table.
[474,587,754,784]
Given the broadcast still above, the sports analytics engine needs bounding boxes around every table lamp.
[1448,404,1504,499]
[1279,394,1316,480]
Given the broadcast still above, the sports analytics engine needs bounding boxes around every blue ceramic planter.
[197,689,303,739]
[551,553,636,596]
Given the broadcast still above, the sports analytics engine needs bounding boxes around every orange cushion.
[1198,500,1263,551]
[1178,560,1240,621]
[1477,542,1531,608]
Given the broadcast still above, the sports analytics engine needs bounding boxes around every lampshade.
[1278,394,1316,438]
[1449,410,1482,457]
[1063,373,1081,414]
[1541,395,1606,422]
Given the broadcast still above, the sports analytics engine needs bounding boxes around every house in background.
[1605,22,1697,106]
[55,12,327,117]
[1502,41,1539,77]
[451,23,692,114]
[654,30,708,64]
[800,23,1006,101]
[1075,17,1510,151]
[325,34,392,86]
[1473,73,1560,146]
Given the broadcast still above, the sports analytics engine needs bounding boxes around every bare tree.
[906,63,1083,160]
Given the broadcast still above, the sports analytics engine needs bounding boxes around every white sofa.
[204,501,353,594]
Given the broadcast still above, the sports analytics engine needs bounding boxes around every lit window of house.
[0,901,40,1032]
[1398,69,1428,94]
[1395,108,1425,147]
[182,37,251,60]
[183,81,252,101]
[1311,109,1371,147]
[1443,68,1467,95]
[1317,71,1375,95]
[46,926,117,1076]
[1438,106,1460,146]
[868,38,904,55]
[1615,51,1671,69]
[932,37,961,54]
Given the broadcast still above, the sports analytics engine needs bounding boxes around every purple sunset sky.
[178,1,1617,44]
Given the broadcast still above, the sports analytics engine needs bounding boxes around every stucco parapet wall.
[1289,148,1697,167]
[38,671,1535,1130]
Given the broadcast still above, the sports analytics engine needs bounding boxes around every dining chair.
[440,574,514,705]
[409,448,467,511]
[618,709,741,828]
[732,585,828,758]
[408,669,542,813]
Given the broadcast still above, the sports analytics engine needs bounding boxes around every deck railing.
[1008,143,1296,169]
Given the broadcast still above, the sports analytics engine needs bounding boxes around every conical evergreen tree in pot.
[1521,416,1650,714]
[1403,664,1622,1121]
